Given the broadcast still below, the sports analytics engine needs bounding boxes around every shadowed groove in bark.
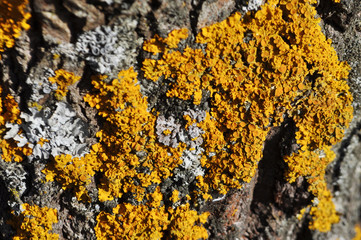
[189,0,205,36]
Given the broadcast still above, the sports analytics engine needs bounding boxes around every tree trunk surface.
[1,0,361,239]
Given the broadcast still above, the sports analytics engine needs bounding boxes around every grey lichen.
[26,68,57,103]
[5,102,89,160]
[0,161,27,215]
[76,20,140,75]
[241,0,264,12]
[155,115,182,148]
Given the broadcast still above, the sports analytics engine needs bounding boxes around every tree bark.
[1,0,361,239]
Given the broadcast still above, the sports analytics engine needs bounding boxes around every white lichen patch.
[156,109,206,192]
[26,68,57,103]
[156,115,182,148]
[76,21,139,74]
[5,102,89,160]
[242,0,264,12]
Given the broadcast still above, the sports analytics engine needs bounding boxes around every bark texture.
[0,0,361,239]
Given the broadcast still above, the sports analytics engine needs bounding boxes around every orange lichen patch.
[0,85,32,162]
[195,175,212,200]
[10,203,58,240]
[163,48,205,104]
[0,0,31,57]
[163,28,189,49]
[48,69,81,100]
[143,28,188,55]
[183,112,197,130]
[308,179,339,232]
[296,207,308,221]
[0,94,21,126]
[170,189,180,203]
[37,137,49,147]
[142,58,170,82]
[353,224,361,240]
[0,139,32,162]
[144,47,207,105]
[292,76,352,150]
[95,203,169,240]
[284,146,336,183]
[141,0,352,232]
[163,129,172,136]
[82,67,211,236]
[42,152,101,202]
[95,201,209,240]
[168,203,210,240]
[199,112,267,194]
[285,148,339,231]
[84,68,185,202]
[143,34,165,55]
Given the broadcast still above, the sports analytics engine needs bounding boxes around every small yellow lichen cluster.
[0,0,31,57]
[143,44,205,105]
[0,85,32,162]
[43,153,101,202]
[82,68,185,202]
[10,203,58,240]
[168,203,210,239]
[307,180,340,232]
[95,188,169,240]
[353,224,361,240]
[95,189,209,240]
[143,28,188,55]
[95,203,168,239]
[142,0,352,232]
[48,69,81,100]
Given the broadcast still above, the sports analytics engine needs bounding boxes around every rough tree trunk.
[0,0,361,239]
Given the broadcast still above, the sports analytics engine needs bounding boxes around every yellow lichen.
[143,28,188,55]
[28,101,43,111]
[95,201,209,240]
[83,68,185,202]
[37,137,49,147]
[48,69,81,100]
[163,28,189,49]
[0,85,32,162]
[307,179,339,232]
[0,0,31,57]
[80,67,210,237]
[41,0,351,235]
[353,224,361,240]
[95,203,169,240]
[141,0,352,232]
[168,203,210,240]
[10,203,58,240]
[170,189,180,203]
[296,207,308,221]
[42,152,101,202]
[163,129,172,136]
